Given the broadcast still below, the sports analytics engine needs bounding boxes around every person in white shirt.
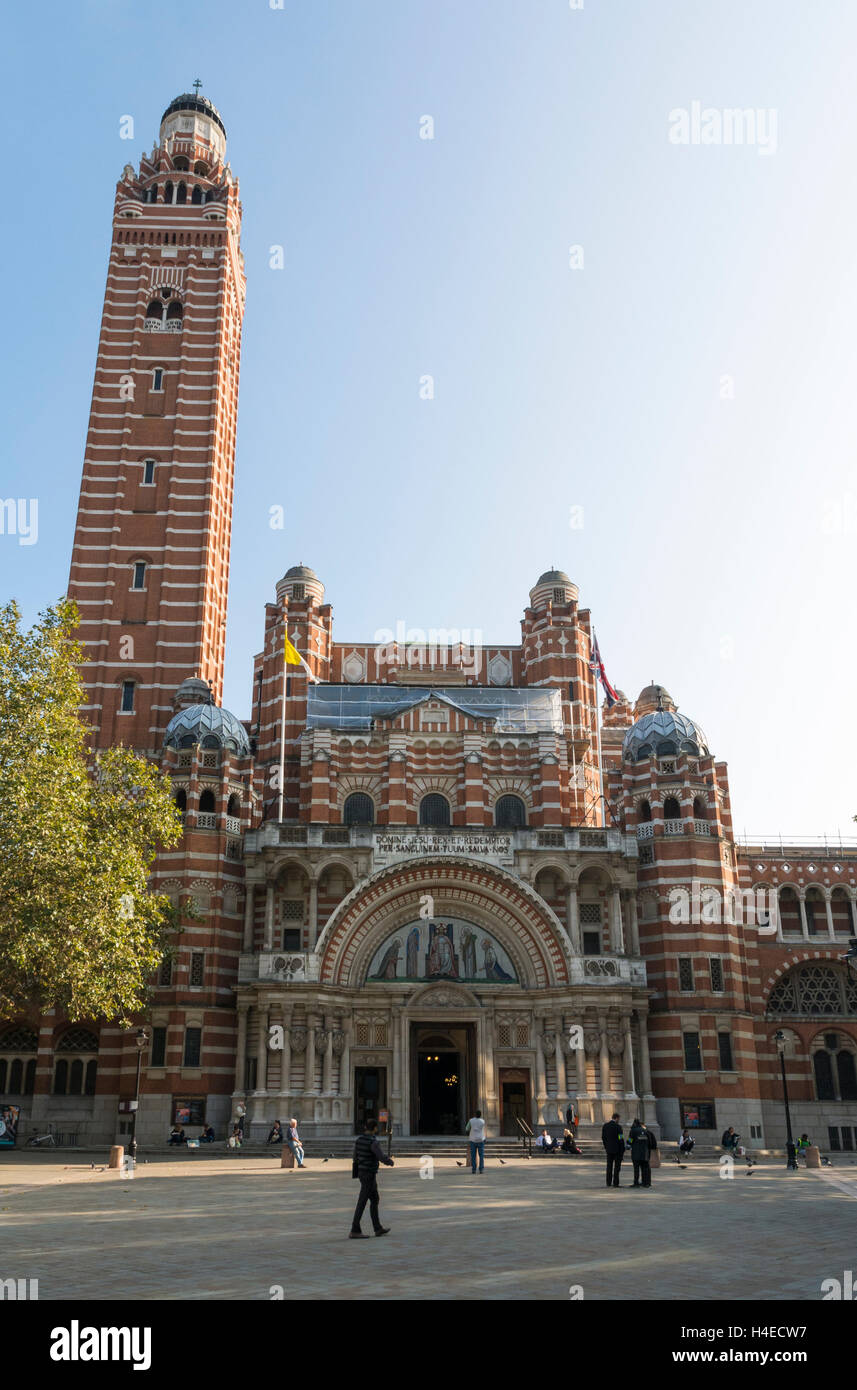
[466,1110,487,1173]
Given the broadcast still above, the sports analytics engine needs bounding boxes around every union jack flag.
[588,631,618,708]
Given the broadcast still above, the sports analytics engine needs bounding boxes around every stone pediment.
[407,982,482,1010]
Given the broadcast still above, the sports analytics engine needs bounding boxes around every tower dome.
[634,683,676,716]
[173,676,213,709]
[163,700,250,755]
[159,89,227,162]
[275,563,325,605]
[622,703,709,763]
[528,569,579,609]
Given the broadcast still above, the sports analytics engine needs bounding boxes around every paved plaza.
[1,1151,855,1301]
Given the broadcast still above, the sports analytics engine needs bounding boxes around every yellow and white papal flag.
[284,633,319,683]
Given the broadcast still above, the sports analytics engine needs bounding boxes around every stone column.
[534,1025,548,1126]
[339,1018,352,1099]
[825,894,836,939]
[399,1013,409,1134]
[255,1002,269,1092]
[566,884,581,953]
[305,1015,317,1093]
[308,877,319,950]
[627,894,640,955]
[280,1008,292,1095]
[636,1012,653,1095]
[554,1026,567,1102]
[234,1002,249,1092]
[622,1015,635,1096]
[321,1019,334,1095]
[598,1013,610,1095]
[610,887,624,953]
[242,882,256,952]
[799,894,809,940]
[392,1008,402,1108]
[264,882,275,951]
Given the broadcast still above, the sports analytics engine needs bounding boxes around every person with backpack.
[629,1118,657,1187]
[350,1118,394,1239]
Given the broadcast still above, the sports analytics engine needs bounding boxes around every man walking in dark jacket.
[350,1118,394,1239]
[601,1113,625,1188]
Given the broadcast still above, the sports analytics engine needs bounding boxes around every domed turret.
[164,700,250,755]
[159,89,227,163]
[634,683,675,716]
[528,569,579,610]
[622,690,709,763]
[275,563,325,605]
[173,676,213,710]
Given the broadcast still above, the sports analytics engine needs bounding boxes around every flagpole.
[594,681,604,829]
[277,640,287,823]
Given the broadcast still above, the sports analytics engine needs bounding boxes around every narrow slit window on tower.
[120,681,135,713]
[152,368,164,392]
[143,459,156,485]
[132,561,146,590]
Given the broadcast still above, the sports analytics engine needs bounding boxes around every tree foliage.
[0,599,183,1023]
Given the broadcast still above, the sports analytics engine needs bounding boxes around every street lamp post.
[774,1030,798,1170]
[128,1027,149,1163]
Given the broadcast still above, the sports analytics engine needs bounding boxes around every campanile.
[68,90,245,751]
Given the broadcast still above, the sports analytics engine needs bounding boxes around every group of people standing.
[601,1113,659,1188]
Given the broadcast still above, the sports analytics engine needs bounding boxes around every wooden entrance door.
[499,1067,531,1135]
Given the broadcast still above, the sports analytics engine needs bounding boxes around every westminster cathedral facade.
[3,92,856,1154]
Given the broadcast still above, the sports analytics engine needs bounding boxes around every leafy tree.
[0,599,183,1023]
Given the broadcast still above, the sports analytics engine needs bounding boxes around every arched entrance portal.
[411,1025,477,1134]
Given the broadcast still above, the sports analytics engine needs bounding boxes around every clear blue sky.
[3,0,856,836]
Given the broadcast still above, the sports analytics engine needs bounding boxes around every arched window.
[494,795,526,829]
[166,300,183,322]
[692,796,707,821]
[152,368,164,391]
[164,181,174,204]
[173,157,189,172]
[227,793,241,817]
[194,162,209,176]
[419,793,450,827]
[814,1050,835,1100]
[204,189,215,203]
[175,182,187,204]
[174,789,187,816]
[343,792,374,825]
[663,797,681,821]
[145,299,162,320]
[199,789,216,813]
[769,966,857,1017]
[838,1050,857,1101]
[191,186,203,204]
[54,1029,99,1097]
[638,799,652,822]
[9,1059,22,1092]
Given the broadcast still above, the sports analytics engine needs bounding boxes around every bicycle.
[26,1128,56,1147]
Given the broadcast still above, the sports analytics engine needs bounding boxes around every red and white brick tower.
[68,90,245,750]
